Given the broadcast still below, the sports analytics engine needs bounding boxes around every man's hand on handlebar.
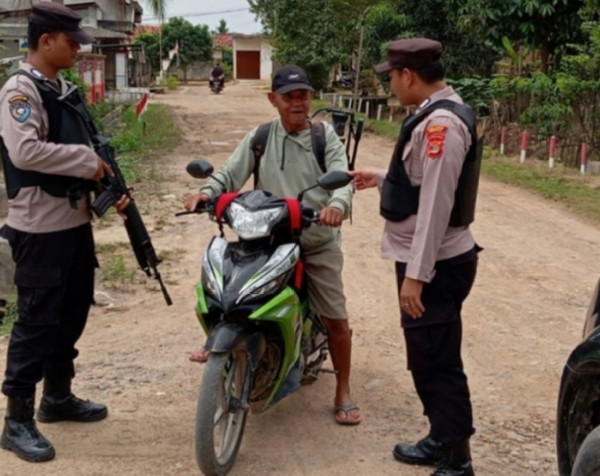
[184,193,211,212]
[319,206,343,227]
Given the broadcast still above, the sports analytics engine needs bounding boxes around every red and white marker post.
[549,135,557,168]
[520,131,529,163]
[500,126,507,155]
[135,92,149,117]
[580,142,588,175]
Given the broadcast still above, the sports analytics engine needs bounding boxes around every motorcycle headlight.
[237,244,299,304]
[227,202,285,240]
[202,237,227,299]
[240,272,291,303]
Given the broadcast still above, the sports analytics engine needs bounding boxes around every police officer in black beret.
[0,2,128,463]
[351,38,482,476]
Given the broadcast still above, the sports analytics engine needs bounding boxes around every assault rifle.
[59,85,172,306]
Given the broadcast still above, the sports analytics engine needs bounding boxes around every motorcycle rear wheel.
[195,351,249,476]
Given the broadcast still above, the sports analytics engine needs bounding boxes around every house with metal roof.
[0,0,146,101]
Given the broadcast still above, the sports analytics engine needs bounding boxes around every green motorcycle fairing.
[195,239,308,409]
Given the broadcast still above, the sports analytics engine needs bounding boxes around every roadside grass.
[94,103,180,231]
[110,103,181,185]
[94,103,181,289]
[482,153,600,224]
[101,253,139,288]
[0,289,16,335]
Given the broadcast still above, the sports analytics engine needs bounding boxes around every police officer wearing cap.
[0,3,127,462]
[350,38,483,476]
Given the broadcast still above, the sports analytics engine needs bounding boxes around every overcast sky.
[140,0,263,35]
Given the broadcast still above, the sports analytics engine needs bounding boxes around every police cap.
[374,38,442,73]
[30,2,94,45]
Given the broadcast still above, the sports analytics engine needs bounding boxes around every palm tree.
[144,0,167,22]
[144,0,169,81]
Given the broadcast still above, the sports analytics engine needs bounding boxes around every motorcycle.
[209,75,224,94]
[177,160,353,476]
[557,277,600,475]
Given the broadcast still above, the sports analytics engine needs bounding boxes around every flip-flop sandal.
[334,403,362,426]
[189,349,209,363]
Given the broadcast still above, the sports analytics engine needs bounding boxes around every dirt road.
[1,81,597,476]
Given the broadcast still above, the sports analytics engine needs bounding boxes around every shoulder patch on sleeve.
[8,94,32,123]
[426,124,447,135]
[425,124,447,159]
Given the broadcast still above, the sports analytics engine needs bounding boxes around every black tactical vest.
[380,99,483,227]
[0,70,96,207]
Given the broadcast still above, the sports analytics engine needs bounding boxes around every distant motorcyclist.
[209,63,224,89]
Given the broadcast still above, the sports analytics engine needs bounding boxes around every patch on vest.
[8,95,32,123]
[425,124,447,158]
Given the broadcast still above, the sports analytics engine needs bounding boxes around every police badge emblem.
[9,95,32,123]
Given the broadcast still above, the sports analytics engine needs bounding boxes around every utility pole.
[352,7,370,112]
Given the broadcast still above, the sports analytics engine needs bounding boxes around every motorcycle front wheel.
[195,351,250,476]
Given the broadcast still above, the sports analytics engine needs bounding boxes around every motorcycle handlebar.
[301,206,319,226]
[175,199,214,217]
[176,198,323,228]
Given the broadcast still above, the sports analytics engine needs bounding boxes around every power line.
[143,7,249,22]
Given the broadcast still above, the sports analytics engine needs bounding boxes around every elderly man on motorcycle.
[185,64,361,426]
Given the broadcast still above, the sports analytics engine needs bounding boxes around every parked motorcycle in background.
[177,160,353,476]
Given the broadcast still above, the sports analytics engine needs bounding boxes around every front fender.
[557,328,600,475]
[204,322,266,369]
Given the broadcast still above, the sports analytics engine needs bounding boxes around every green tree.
[162,17,213,82]
[216,19,229,33]
[135,32,161,73]
[463,0,585,73]
[388,0,498,77]
[250,0,343,89]
[362,3,412,73]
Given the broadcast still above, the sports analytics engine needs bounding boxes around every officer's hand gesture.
[348,169,379,190]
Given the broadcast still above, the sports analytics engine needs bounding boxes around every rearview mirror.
[186,159,213,179]
[317,170,352,191]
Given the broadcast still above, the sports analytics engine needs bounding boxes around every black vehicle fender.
[204,322,266,369]
[583,277,600,338]
[557,330,600,476]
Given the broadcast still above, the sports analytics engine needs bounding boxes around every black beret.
[374,38,442,73]
[30,2,93,45]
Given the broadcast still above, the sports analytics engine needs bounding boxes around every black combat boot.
[1,396,55,462]
[393,435,443,466]
[431,439,474,476]
[37,378,107,423]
